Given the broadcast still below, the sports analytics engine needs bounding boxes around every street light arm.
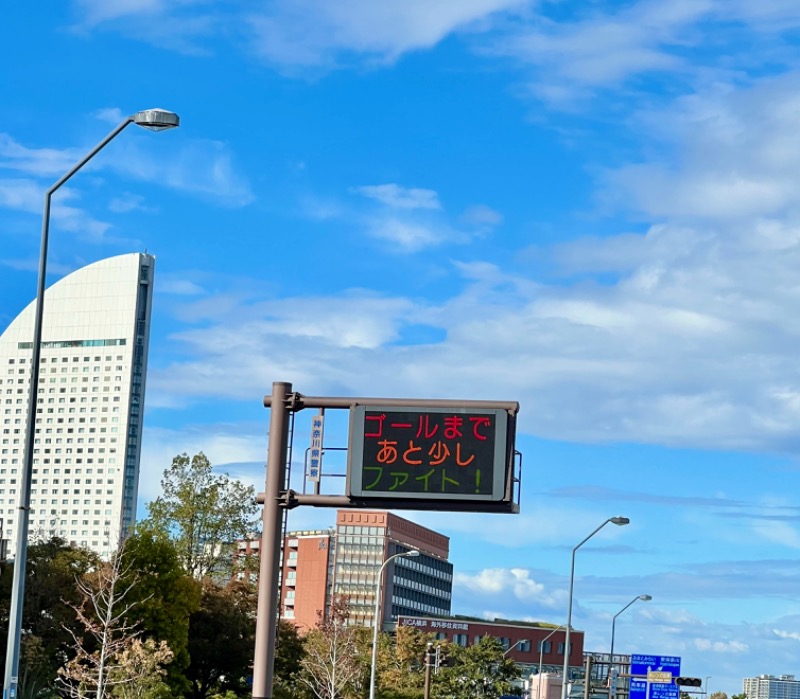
[612,597,640,624]
[609,594,651,694]
[537,625,567,699]
[504,638,529,656]
[4,109,178,699]
[561,517,629,699]
[47,117,134,197]
[369,550,418,699]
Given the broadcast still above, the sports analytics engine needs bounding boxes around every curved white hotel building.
[0,253,155,558]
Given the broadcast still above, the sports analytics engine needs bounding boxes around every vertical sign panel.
[308,412,324,483]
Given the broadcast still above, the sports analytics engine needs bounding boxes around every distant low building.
[398,614,584,681]
[744,675,800,699]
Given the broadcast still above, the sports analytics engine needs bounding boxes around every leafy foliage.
[376,626,429,697]
[274,620,307,697]
[121,526,201,695]
[185,580,257,699]
[143,452,258,579]
[0,537,99,699]
[431,636,520,699]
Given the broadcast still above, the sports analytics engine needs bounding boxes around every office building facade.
[275,509,453,632]
[0,253,155,558]
[744,675,800,699]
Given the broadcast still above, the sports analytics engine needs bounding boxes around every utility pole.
[423,642,434,699]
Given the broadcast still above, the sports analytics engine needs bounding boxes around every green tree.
[274,620,307,699]
[432,636,520,699]
[121,527,201,697]
[144,452,258,579]
[109,638,174,699]
[375,626,430,699]
[710,693,729,699]
[186,580,257,699]
[0,537,99,699]
[732,694,747,699]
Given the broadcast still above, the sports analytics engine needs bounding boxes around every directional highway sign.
[630,655,681,699]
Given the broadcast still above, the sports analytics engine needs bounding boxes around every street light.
[609,594,652,688]
[560,517,630,699]
[369,549,419,699]
[504,638,529,656]
[3,108,180,699]
[705,677,712,695]
[537,625,567,699]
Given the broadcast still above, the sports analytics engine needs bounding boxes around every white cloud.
[138,424,266,505]
[108,193,148,213]
[603,75,800,221]
[693,638,748,653]
[73,0,164,27]
[0,178,42,213]
[460,204,503,229]
[455,568,554,604]
[773,629,800,641]
[111,137,254,207]
[247,0,527,69]
[350,183,494,251]
[355,184,441,210]
[0,134,82,178]
[158,277,205,296]
[363,217,460,252]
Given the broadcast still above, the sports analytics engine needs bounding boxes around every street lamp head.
[406,550,420,557]
[133,108,180,131]
[610,516,630,526]
[639,594,652,601]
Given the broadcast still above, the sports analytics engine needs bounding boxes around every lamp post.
[3,108,180,699]
[369,549,419,699]
[504,638,529,656]
[560,517,630,699]
[705,677,712,695]
[609,594,652,686]
[537,625,567,699]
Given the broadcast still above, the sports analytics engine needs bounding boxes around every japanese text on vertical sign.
[308,413,324,482]
[359,410,497,496]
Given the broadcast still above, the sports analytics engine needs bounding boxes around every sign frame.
[347,403,516,507]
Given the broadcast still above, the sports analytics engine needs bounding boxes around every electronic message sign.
[347,405,516,507]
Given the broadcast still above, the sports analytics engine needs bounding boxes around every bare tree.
[299,595,367,699]
[57,544,172,699]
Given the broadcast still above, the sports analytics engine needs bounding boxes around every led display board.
[347,405,515,504]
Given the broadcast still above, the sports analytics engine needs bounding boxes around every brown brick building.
[397,614,584,678]
[276,510,453,632]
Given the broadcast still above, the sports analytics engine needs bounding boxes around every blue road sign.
[629,655,681,699]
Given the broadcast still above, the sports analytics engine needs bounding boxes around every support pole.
[252,382,293,699]
[423,642,433,699]
[582,655,593,699]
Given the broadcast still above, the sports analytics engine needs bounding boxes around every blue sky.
[4,0,800,693]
